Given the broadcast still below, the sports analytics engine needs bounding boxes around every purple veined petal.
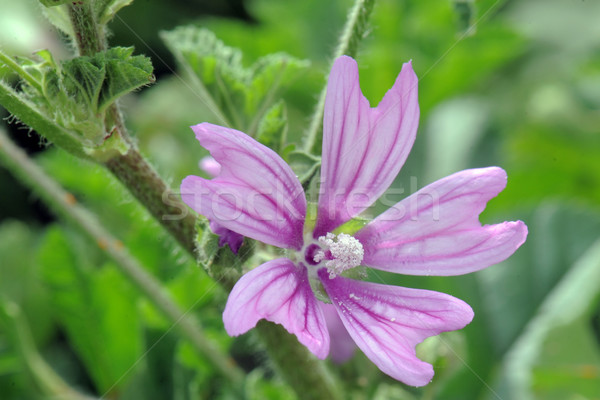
[223,259,330,359]
[314,56,420,237]
[354,167,528,276]
[321,303,356,363]
[181,123,306,250]
[318,269,473,386]
[209,220,244,255]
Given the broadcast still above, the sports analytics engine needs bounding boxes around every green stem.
[0,49,44,93]
[302,0,376,154]
[256,322,342,400]
[0,128,245,387]
[104,149,198,255]
[67,0,106,56]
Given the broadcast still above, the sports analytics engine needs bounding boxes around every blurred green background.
[1,0,599,399]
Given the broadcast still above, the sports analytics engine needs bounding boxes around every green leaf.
[41,4,74,37]
[61,47,154,114]
[97,47,155,112]
[0,222,53,345]
[95,0,134,24]
[61,55,106,110]
[285,150,321,186]
[161,26,309,133]
[0,81,86,157]
[1,47,153,152]
[256,100,287,153]
[498,237,600,400]
[452,0,476,35]
[37,226,143,394]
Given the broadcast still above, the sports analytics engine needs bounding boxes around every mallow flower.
[181,56,527,386]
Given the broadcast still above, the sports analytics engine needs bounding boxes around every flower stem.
[256,322,342,400]
[67,0,106,56]
[302,0,376,154]
[0,128,245,387]
[104,150,198,255]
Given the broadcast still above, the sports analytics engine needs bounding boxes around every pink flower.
[181,56,527,386]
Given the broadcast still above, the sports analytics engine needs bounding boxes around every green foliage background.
[1,0,599,399]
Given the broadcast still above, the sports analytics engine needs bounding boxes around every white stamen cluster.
[314,232,364,279]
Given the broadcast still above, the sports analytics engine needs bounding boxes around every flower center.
[313,232,364,279]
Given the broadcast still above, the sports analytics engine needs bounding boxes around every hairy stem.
[303,0,376,153]
[104,150,198,255]
[0,128,245,387]
[256,322,342,400]
[67,1,106,56]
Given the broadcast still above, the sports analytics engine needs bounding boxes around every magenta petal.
[318,269,473,386]
[354,167,528,276]
[223,259,330,359]
[314,56,419,236]
[181,123,306,250]
[209,220,244,254]
[321,303,356,363]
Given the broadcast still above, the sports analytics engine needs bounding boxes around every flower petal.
[318,269,473,386]
[199,155,222,177]
[181,123,306,250]
[315,56,419,236]
[223,259,329,359]
[354,167,528,275]
[209,220,244,254]
[321,303,356,363]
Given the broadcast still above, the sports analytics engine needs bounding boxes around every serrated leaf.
[41,4,74,37]
[256,100,287,152]
[62,55,106,110]
[60,47,154,114]
[161,26,309,134]
[7,47,153,149]
[98,47,154,112]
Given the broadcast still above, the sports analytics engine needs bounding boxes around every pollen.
[314,232,364,279]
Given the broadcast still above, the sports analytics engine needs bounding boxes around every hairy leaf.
[161,26,309,136]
